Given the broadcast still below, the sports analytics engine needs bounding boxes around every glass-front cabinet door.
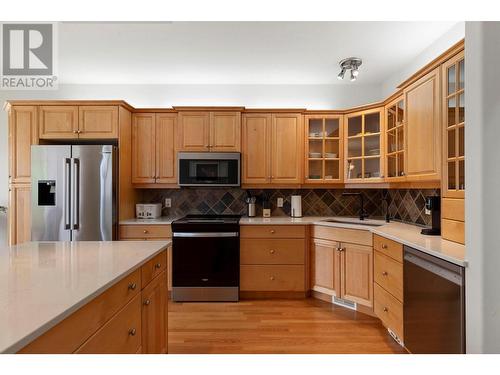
[385,96,406,181]
[304,115,343,183]
[443,51,465,198]
[344,108,384,182]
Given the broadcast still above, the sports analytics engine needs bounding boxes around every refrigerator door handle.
[64,158,71,230]
[72,158,81,230]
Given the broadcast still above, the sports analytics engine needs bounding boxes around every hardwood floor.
[168,298,406,354]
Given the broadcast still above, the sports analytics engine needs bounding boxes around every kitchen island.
[0,240,170,354]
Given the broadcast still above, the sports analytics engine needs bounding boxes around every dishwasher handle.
[404,249,464,287]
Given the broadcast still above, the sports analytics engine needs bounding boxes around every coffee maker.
[421,196,441,236]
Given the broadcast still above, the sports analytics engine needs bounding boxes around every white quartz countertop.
[120,217,176,225]
[0,240,170,354]
[240,216,466,267]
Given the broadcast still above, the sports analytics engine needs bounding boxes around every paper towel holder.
[291,195,302,218]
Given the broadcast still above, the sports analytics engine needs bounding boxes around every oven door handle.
[173,232,239,238]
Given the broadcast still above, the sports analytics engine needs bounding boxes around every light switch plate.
[277,197,284,207]
[165,198,172,208]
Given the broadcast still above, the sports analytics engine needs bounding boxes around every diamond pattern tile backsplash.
[139,188,440,227]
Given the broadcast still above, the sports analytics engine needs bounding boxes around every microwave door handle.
[72,158,80,230]
[64,158,71,230]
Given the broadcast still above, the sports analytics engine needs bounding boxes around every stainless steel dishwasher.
[404,246,465,353]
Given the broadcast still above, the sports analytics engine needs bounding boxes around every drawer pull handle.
[128,328,137,336]
[128,283,137,291]
[270,249,275,254]
[383,307,388,312]
[381,244,388,249]
[144,299,151,306]
[270,276,275,281]
[382,271,388,276]
[155,263,162,269]
[143,230,149,234]
[270,230,275,234]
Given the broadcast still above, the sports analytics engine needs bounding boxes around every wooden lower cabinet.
[18,250,168,354]
[311,226,374,308]
[141,271,168,354]
[373,234,404,342]
[75,294,142,354]
[240,265,305,292]
[9,184,31,245]
[341,243,373,307]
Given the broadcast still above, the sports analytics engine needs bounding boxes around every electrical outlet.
[277,197,284,207]
[165,198,172,208]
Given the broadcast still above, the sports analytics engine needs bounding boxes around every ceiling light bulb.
[337,68,345,80]
[350,70,356,82]
[352,68,359,77]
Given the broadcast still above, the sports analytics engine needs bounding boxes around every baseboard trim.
[240,291,308,299]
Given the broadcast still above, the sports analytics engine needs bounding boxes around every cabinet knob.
[143,230,148,234]
[270,230,275,234]
[144,299,151,306]
[128,328,137,336]
[128,282,137,291]
[270,276,275,281]
[383,307,388,312]
[155,263,162,269]
[381,244,388,249]
[269,249,275,254]
[73,130,78,134]
[382,271,388,276]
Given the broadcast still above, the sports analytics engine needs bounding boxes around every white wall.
[381,22,465,97]
[465,22,500,354]
[0,83,382,207]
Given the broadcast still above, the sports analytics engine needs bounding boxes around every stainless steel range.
[171,215,241,302]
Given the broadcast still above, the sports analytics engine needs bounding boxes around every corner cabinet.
[132,113,177,185]
[385,97,406,181]
[304,115,343,183]
[404,67,441,181]
[344,108,385,183]
[242,113,303,185]
[441,51,465,244]
[178,111,241,152]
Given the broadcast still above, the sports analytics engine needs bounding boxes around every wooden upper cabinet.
[141,272,168,354]
[78,106,118,139]
[155,114,177,184]
[39,106,78,139]
[178,112,210,151]
[384,96,406,182]
[404,67,441,181]
[132,113,156,184]
[340,243,373,308]
[271,113,303,184]
[242,114,271,184]
[210,112,241,151]
[9,106,38,184]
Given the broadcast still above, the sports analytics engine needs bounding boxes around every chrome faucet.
[342,192,369,221]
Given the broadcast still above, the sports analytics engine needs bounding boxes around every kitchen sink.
[321,219,385,227]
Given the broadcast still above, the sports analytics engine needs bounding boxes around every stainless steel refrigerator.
[31,145,117,241]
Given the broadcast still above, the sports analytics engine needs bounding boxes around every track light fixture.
[337,57,362,82]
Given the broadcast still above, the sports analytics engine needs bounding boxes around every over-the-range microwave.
[178,152,241,187]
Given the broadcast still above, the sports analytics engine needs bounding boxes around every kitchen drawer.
[240,225,306,239]
[374,283,404,341]
[19,269,141,353]
[312,225,372,246]
[240,265,305,291]
[240,238,305,265]
[442,219,465,245]
[374,251,403,302]
[119,224,171,239]
[141,250,167,288]
[442,198,465,222]
[373,234,403,263]
[75,294,142,354]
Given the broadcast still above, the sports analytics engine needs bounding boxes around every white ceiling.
[58,21,459,85]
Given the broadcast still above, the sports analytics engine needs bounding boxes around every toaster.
[136,203,162,219]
